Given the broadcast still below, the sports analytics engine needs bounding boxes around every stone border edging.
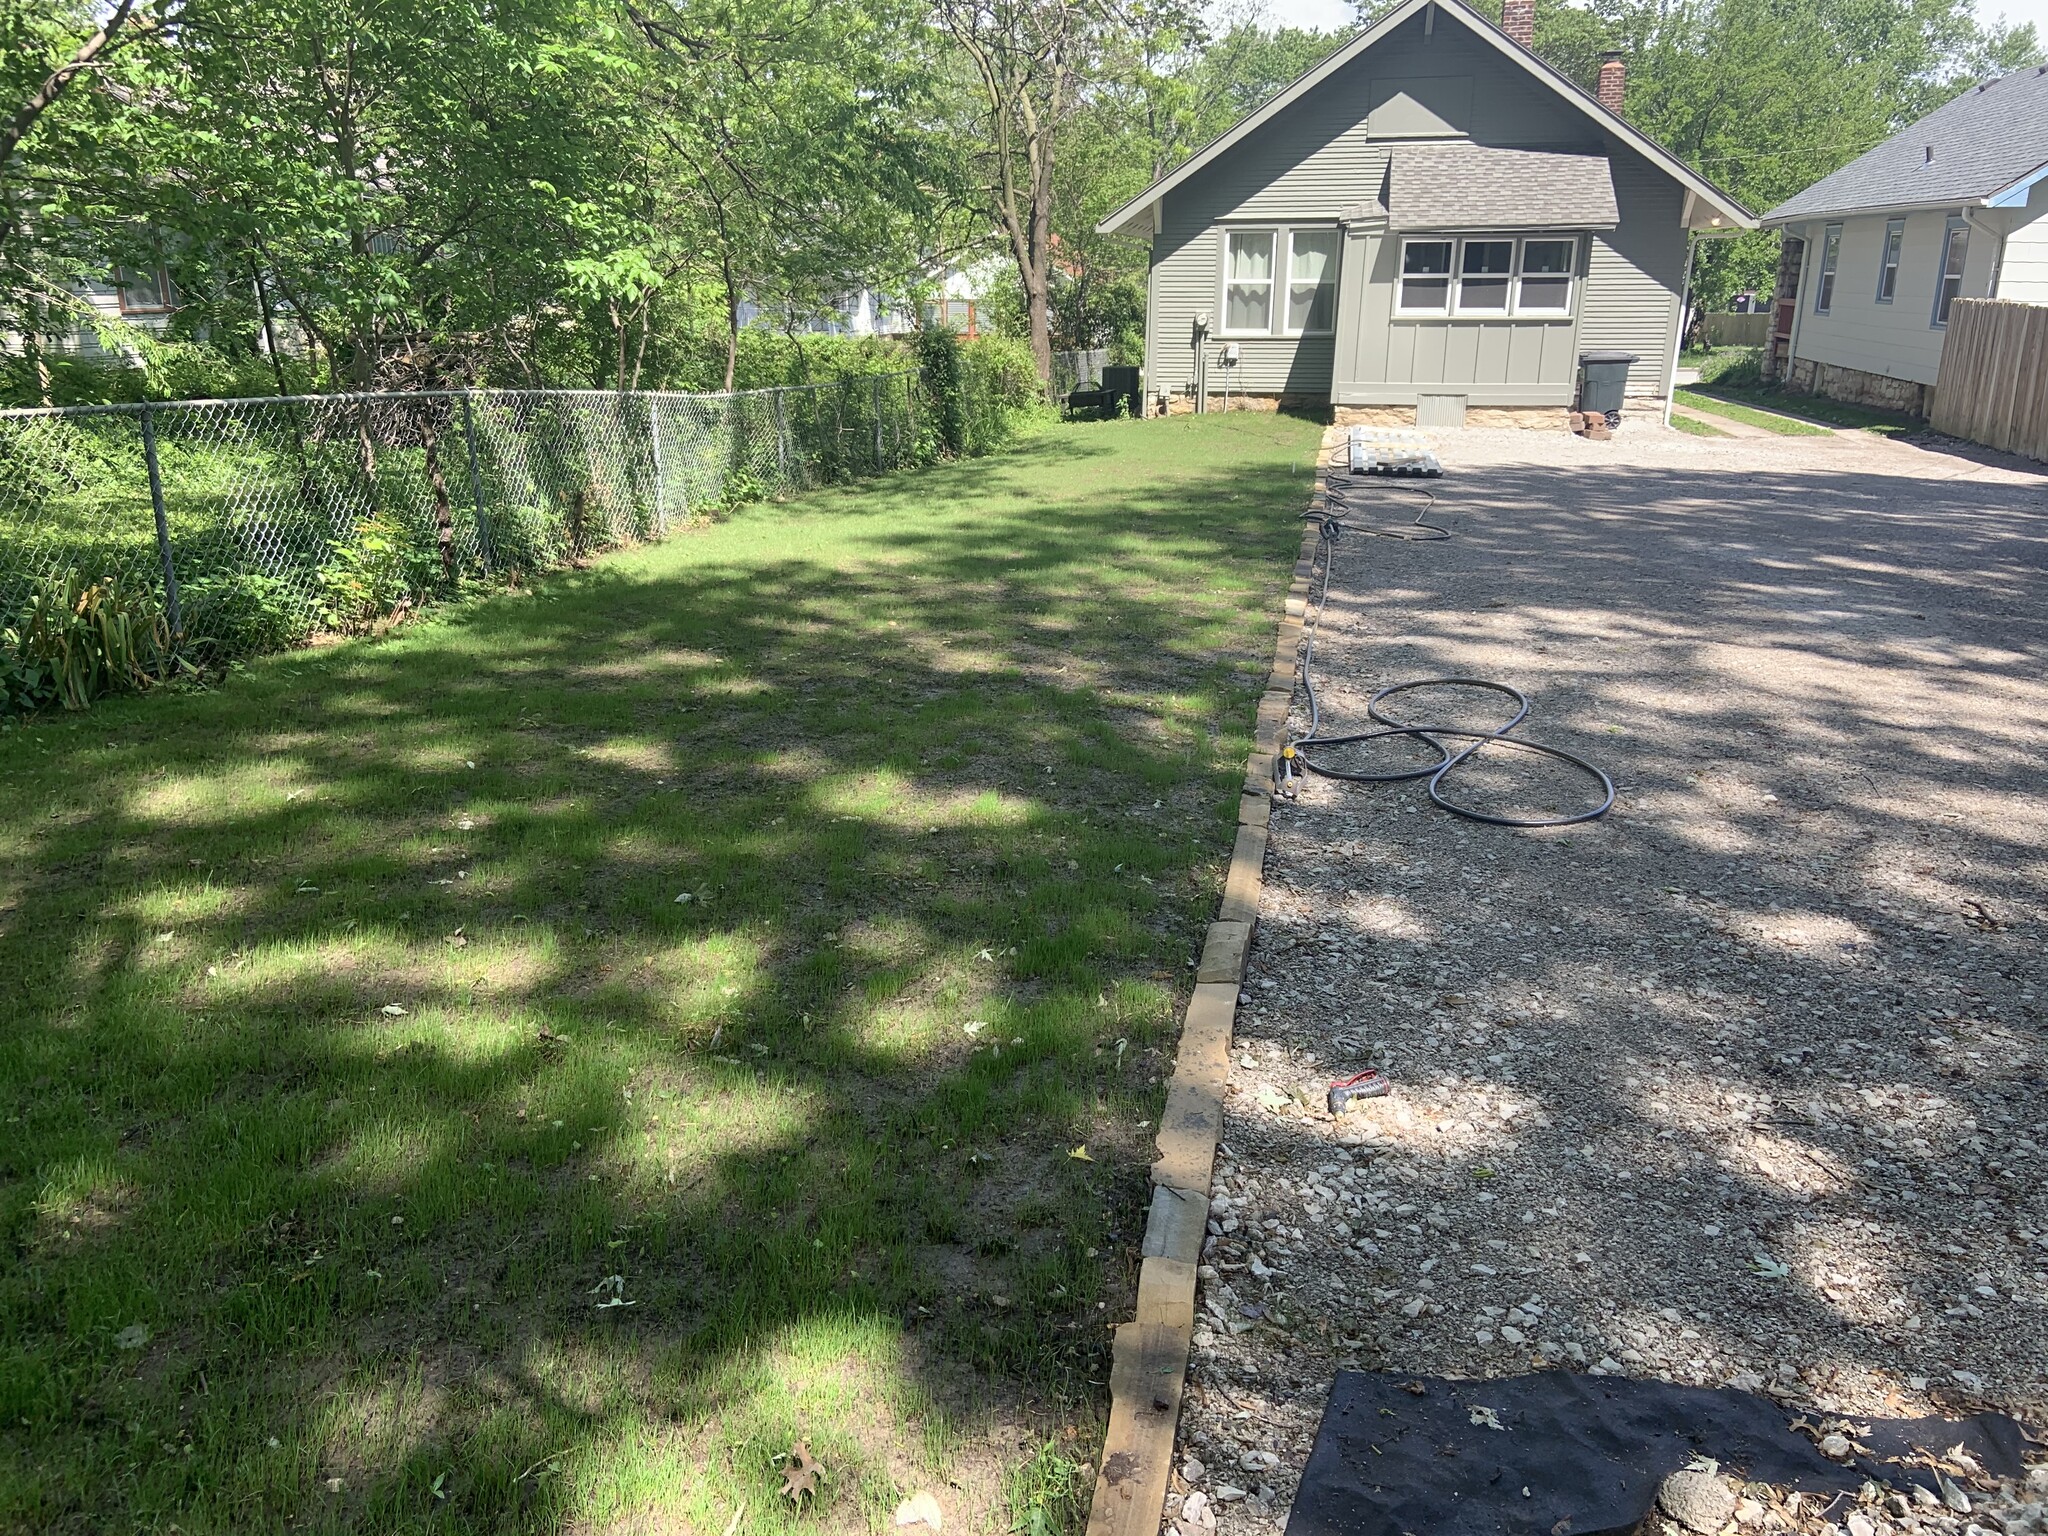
[1083,454,1331,1536]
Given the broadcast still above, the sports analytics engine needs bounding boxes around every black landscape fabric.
[1289,1371,2032,1536]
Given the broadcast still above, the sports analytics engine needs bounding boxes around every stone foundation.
[1468,406,1574,430]
[1332,405,1419,427]
[1786,357,1929,417]
[1160,391,1326,417]
[1335,403,1579,431]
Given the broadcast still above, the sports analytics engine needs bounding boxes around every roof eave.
[1761,194,1997,226]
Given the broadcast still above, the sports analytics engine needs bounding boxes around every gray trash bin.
[1577,351,1637,427]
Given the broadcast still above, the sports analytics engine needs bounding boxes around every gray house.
[1097,0,1754,426]
[1760,66,2048,416]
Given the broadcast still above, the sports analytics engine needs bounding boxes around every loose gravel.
[1169,425,2048,1536]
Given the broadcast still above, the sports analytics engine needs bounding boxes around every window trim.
[1931,217,1968,329]
[1513,237,1577,315]
[1283,228,1341,337]
[1875,218,1904,305]
[1813,223,1842,315]
[116,263,174,316]
[1392,235,1580,320]
[1219,228,1278,337]
[1218,224,1339,338]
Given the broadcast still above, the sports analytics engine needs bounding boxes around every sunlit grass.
[0,413,1319,1533]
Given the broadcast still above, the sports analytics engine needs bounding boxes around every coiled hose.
[1281,471,1615,829]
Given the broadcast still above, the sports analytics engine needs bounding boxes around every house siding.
[1993,182,2048,301]
[1785,208,1998,386]
[1143,9,1691,407]
[1573,146,1685,398]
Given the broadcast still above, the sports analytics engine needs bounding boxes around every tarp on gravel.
[1290,1370,2032,1536]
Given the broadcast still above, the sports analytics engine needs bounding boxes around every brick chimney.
[1502,0,1534,48]
[1597,50,1626,112]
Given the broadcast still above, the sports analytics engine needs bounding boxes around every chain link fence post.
[649,394,667,535]
[460,391,496,574]
[773,388,789,488]
[871,375,884,472]
[139,404,183,639]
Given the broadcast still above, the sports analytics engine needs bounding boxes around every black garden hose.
[1282,472,1615,829]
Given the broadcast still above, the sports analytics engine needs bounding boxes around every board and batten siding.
[1145,10,1591,399]
[1783,207,2001,386]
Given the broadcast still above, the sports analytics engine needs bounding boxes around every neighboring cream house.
[1761,65,2048,415]
[1096,0,1754,426]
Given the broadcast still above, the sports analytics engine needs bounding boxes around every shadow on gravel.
[1192,442,2048,1503]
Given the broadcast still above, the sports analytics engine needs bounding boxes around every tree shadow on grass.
[0,416,1325,1533]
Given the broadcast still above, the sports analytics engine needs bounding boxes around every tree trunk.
[721,248,741,393]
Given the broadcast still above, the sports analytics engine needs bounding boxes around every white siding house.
[1097,0,1753,426]
[1763,66,2048,415]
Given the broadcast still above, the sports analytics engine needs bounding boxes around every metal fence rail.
[0,371,929,653]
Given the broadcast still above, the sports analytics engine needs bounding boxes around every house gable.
[1098,0,1751,238]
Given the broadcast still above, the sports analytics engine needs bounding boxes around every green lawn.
[0,414,1321,1534]
[1668,410,1731,438]
[1683,383,1921,437]
[1672,388,1834,437]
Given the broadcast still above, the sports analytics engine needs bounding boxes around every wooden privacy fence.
[1930,299,2048,462]
[1702,311,1771,347]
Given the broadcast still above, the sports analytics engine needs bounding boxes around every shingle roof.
[1381,144,1619,231]
[1764,64,2048,223]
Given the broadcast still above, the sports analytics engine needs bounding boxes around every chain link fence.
[0,370,932,659]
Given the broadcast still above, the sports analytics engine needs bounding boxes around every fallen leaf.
[1068,1145,1094,1162]
[1469,1406,1505,1431]
[115,1324,150,1350]
[895,1491,944,1531]
[781,1442,823,1503]
[381,1004,408,1017]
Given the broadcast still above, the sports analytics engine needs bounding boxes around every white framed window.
[1516,238,1575,313]
[1814,223,1841,314]
[1396,236,1579,318]
[1876,219,1904,304]
[1932,218,1968,327]
[1286,229,1340,334]
[1458,240,1514,312]
[1223,229,1275,334]
[1222,226,1339,336]
[1397,239,1454,314]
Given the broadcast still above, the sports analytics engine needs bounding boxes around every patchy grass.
[1668,411,1732,438]
[1686,383,1921,438]
[0,414,1321,1534]
[1673,388,1834,437]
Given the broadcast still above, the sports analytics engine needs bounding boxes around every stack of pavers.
[1346,425,1443,476]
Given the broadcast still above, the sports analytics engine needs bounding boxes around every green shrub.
[1697,347,1764,388]
[316,512,434,634]
[178,572,315,660]
[2,573,172,713]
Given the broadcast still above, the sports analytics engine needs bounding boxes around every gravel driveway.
[1175,426,2048,1532]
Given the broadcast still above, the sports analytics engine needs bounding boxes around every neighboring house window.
[1515,239,1575,313]
[1813,225,1841,314]
[1223,227,1339,335]
[116,264,173,315]
[1398,240,1454,313]
[1287,230,1340,333]
[1396,236,1578,318]
[1875,219,1904,303]
[1932,218,1969,326]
